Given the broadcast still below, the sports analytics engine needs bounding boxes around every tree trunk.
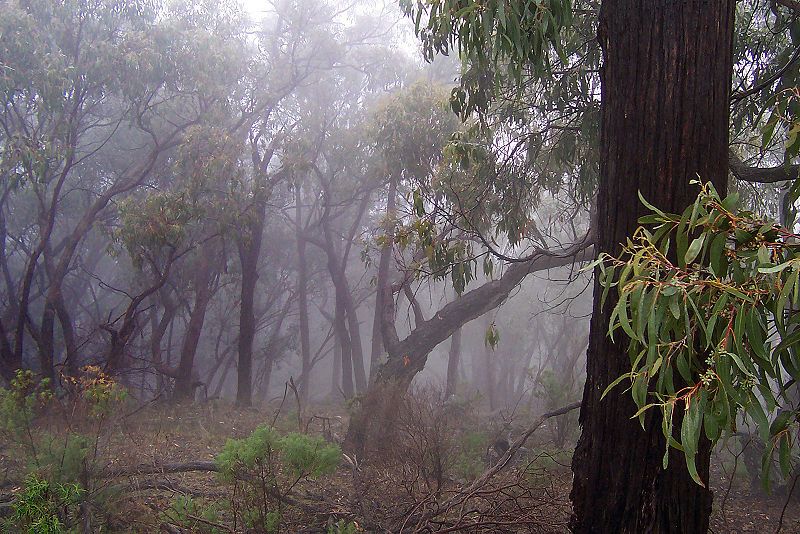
[445,327,461,397]
[370,176,398,382]
[0,317,16,383]
[322,214,367,393]
[570,2,734,532]
[259,356,274,401]
[295,188,313,402]
[174,249,218,401]
[236,195,267,407]
[151,290,176,393]
[331,331,342,396]
[343,285,367,392]
[53,291,78,374]
[39,301,57,384]
[483,316,497,410]
[213,354,235,399]
[343,242,593,454]
[333,293,355,398]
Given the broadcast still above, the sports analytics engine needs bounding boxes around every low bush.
[216,424,341,532]
[0,367,128,531]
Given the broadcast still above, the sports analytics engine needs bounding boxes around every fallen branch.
[100,461,219,478]
[121,479,223,498]
[400,401,582,532]
[99,459,309,507]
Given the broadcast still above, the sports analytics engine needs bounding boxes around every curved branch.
[731,45,800,103]
[730,153,800,184]
[380,232,595,374]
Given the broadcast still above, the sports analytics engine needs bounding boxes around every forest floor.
[2,398,798,533]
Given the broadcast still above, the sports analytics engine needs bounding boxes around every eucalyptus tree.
[371,0,798,532]
[260,13,418,401]
[342,80,594,452]
[232,0,352,407]
[0,0,254,383]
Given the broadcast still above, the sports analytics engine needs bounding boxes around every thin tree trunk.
[213,354,235,399]
[483,316,496,410]
[295,188,312,402]
[174,249,217,401]
[370,176,398,382]
[53,292,78,374]
[445,327,461,397]
[260,356,274,401]
[236,195,266,407]
[0,317,16,383]
[39,301,56,383]
[331,331,342,396]
[334,293,354,398]
[483,341,496,411]
[151,290,176,393]
[570,2,734,532]
[322,214,367,393]
[343,286,367,392]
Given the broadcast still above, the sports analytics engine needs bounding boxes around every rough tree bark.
[570,2,735,532]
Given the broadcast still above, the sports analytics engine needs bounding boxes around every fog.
[0,0,591,409]
[1,0,797,532]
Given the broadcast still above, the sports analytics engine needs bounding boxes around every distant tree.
[233,0,346,407]
[343,81,593,451]
[0,0,230,382]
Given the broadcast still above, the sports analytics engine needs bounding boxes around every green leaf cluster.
[599,181,799,487]
[400,0,573,115]
[217,425,340,481]
[6,474,84,534]
[278,432,341,479]
[215,425,340,532]
[0,370,52,437]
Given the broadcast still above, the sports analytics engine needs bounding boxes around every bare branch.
[730,153,800,184]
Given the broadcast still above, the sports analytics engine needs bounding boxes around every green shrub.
[33,433,90,485]
[217,425,280,481]
[452,430,489,480]
[1,367,128,530]
[327,519,361,534]
[5,474,84,534]
[242,508,281,533]
[215,425,341,532]
[0,370,52,440]
[161,495,225,534]
[277,433,341,479]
